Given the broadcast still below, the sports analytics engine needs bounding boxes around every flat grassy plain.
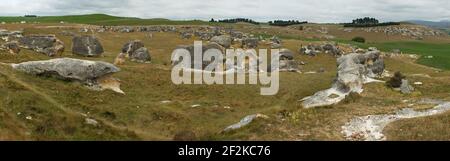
[0,21,449,140]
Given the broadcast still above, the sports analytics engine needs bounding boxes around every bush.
[386,72,405,88]
[351,37,366,43]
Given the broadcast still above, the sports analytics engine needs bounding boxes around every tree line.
[268,20,308,26]
[344,17,400,27]
[210,18,260,25]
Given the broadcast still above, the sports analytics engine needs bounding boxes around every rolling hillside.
[0,14,211,26]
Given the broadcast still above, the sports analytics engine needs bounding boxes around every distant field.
[0,14,212,26]
[341,41,450,70]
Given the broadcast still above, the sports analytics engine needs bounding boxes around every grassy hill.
[0,14,212,26]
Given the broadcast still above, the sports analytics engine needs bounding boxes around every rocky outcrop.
[11,58,124,94]
[277,49,299,72]
[342,99,450,141]
[400,79,415,94]
[0,29,23,42]
[130,47,151,63]
[171,42,225,70]
[210,35,232,48]
[340,25,445,40]
[72,35,104,57]
[300,43,342,56]
[301,51,385,108]
[242,38,258,48]
[120,40,151,63]
[1,42,21,54]
[18,35,65,56]
[122,40,145,56]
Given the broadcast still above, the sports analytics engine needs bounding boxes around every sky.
[0,0,449,23]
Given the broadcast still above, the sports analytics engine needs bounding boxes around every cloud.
[0,0,448,22]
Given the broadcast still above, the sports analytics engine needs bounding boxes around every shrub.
[386,72,405,88]
[351,37,366,43]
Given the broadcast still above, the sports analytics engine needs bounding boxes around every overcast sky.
[0,0,449,23]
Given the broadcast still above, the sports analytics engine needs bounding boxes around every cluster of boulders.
[79,25,177,33]
[277,48,300,72]
[341,26,444,40]
[299,43,342,56]
[301,50,385,108]
[171,42,225,70]
[115,40,151,65]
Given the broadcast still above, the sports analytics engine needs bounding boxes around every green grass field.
[0,14,212,26]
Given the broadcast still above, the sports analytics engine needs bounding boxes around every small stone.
[161,100,172,104]
[85,118,98,126]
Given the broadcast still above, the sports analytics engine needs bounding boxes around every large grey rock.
[210,35,232,48]
[242,38,259,48]
[121,40,145,56]
[279,48,295,60]
[223,114,268,132]
[322,43,342,56]
[11,58,120,83]
[270,49,299,72]
[301,51,385,108]
[18,35,64,56]
[72,36,104,57]
[400,79,414,94]
[121,40,151,63]
[130,47,151,63]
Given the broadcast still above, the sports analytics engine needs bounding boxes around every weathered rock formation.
[242,38,259,49]
[0,42,21,54]
[120,40,151,63]
[72,35,104,57]
[11,58,123,94]
[301,51,385,108]
[18,35,65,56]
[210,35,232,48]
[277,49,299,72]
